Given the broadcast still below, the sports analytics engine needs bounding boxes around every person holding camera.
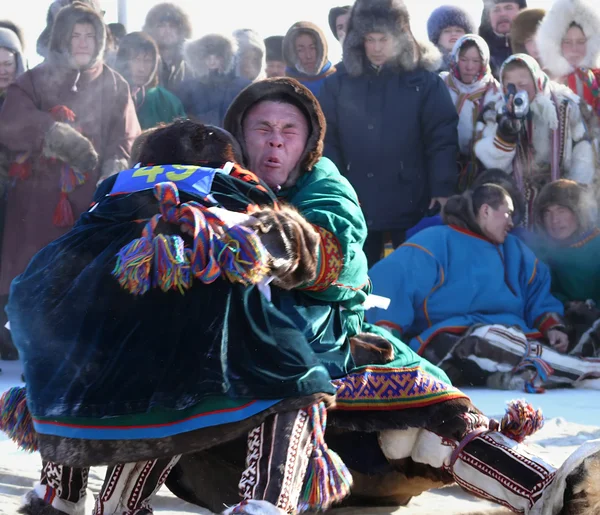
[474,53,596,228]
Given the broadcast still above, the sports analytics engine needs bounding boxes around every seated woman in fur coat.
[474,53,597,228]
[532,179,600,357]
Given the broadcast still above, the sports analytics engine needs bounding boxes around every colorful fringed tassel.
[112,236,154,295]
[0,387,38,452]
[299,403,352,512]
[490,399,544,444]
[153,234,192,294]
[53,191,75,227]
[113,182,271,296]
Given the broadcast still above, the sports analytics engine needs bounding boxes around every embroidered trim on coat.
[301,225,343,292]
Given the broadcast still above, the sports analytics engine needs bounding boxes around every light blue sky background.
[5,0,553,67]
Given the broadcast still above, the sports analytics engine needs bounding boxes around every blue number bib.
[110,164,221,200]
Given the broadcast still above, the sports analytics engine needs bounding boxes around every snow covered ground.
[1,359,599,515]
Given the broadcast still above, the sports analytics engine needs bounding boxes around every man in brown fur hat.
[319,0,460,267]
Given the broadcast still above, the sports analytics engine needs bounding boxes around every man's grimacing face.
[242,100,309,189]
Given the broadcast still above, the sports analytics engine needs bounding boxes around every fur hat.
[328,6,351,40]
[113,32,159,88]
[48,2,106,70]
[264,35,284,62]
[0,28,25,79]
[36,0,102,58]
[471,168,526,226]
[537,0,600,79]
[343,0,442,77]
[283,21,329,74]
[143,2,192,44]
[510,8,546,54]
[534,179,597,233]
[0,20,25,50]
[427,5,476,46]
[223,77,325,172]
[233,29,266,81]
[184,34,237,81]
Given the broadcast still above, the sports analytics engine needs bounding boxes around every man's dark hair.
[472,183,511,215]
[133,119,241,167]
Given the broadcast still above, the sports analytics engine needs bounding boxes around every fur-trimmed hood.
[0,28,25,79]
[223,77,325,174]
[537,0,600,79]
[343,0,442,77]
[283,22,329,75]
[36,0,102,58]
[329,6,351,40]
[534,179,597,233]
[184,34,237,82]
[0,20,26,51]
[48,2,106,71]
[233,29,266,81]
[113,32,159,89]
[510,8,546,55]
[142,2,192,45]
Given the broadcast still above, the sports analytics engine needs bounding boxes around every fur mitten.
[43,122,98,171]
[249,205,320,290]
[496,115,523,143]
[350,333,395,366]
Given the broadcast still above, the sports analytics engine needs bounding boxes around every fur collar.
[343,0,442,77]
[537,0,600,78]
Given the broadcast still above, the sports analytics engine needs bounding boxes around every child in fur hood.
[474,53,597,228]
[441,34,502,190]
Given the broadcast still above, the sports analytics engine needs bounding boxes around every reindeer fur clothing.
[0,2,140,296]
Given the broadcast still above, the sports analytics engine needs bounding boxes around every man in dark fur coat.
[163,79,600,515]
[319,0,460,267]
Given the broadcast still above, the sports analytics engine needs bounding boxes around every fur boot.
[42,122,98,172]
[18,493,69,515]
